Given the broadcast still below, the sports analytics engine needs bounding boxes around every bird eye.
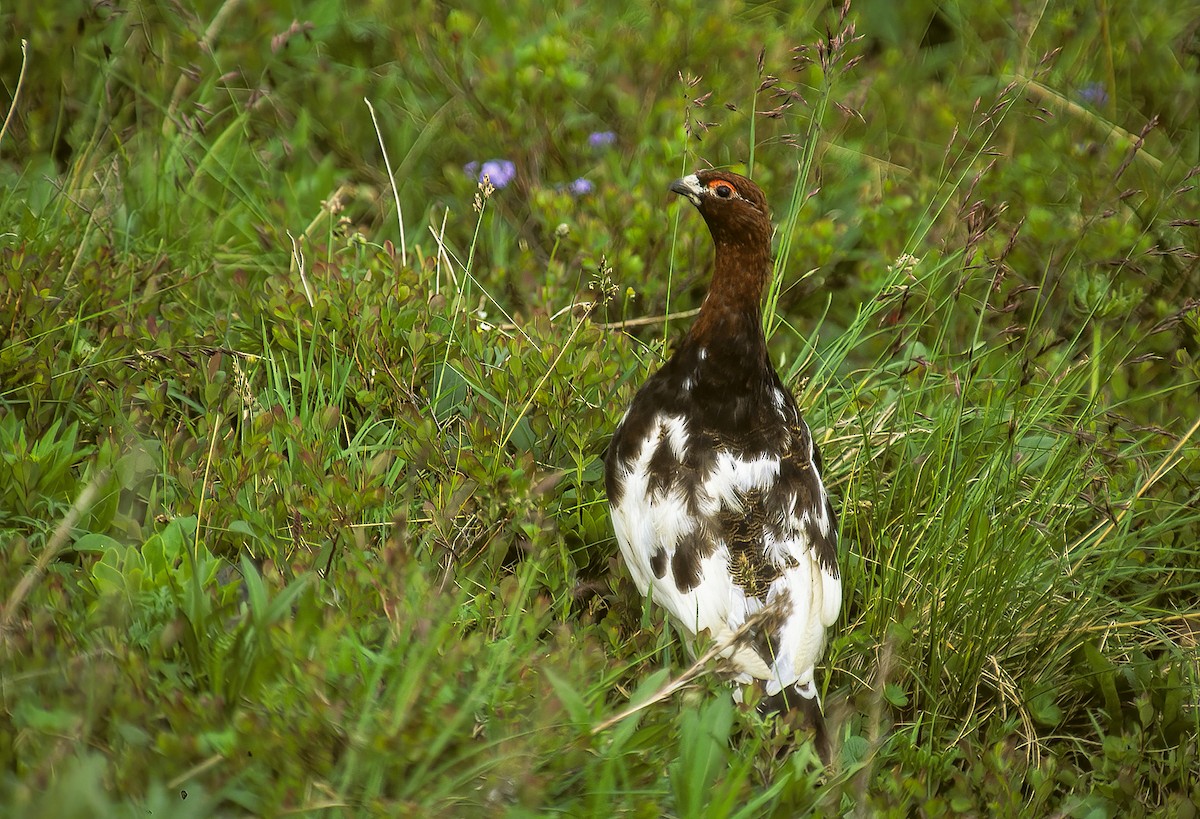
[714,184,733,198]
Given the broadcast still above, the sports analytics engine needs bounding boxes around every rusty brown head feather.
[670,170,773,348]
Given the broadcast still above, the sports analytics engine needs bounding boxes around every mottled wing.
[743,417,841,695]
[607,411,732,640]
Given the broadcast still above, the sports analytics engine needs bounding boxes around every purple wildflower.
[465,159,516,188]
[588,131,617,149]
[569,177,594,196]
[1078,82,1109,107]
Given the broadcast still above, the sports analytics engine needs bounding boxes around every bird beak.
[669,174,703,206]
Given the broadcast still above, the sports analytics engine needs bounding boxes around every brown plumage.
[605,170,841,763]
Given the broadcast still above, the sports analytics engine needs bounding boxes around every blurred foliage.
[1,0,1198,814]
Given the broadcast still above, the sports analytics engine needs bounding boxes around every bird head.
[669,170,771,249]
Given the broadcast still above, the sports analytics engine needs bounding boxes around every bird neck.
[688,238,771,355]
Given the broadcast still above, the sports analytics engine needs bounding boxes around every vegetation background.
[1,0,1197,815]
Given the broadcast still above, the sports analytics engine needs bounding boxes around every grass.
[1,0,1198,815]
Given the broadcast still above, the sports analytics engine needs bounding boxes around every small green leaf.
[1029,691,1063,726]
[73,533,122,554]
[1083,641,1122,720]
[227,519,259,542]
[90,559,126,595]
[841,734,870,764]
[884,683,909,707]
[542,667,588,724]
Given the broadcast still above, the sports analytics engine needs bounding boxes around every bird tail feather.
[757,687,831,765]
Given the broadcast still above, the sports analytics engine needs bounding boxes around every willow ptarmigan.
[604,170,841,759]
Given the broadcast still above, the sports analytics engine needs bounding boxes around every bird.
[604,169,841,761]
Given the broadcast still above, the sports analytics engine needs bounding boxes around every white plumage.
[608,412,841,698]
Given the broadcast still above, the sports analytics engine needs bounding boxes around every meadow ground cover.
[1,0,1198,815]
